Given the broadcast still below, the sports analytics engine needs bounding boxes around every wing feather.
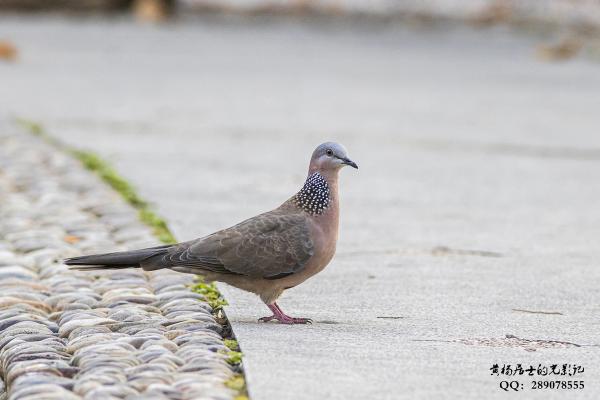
[149,211,314,279]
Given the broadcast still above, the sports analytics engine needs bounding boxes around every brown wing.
[154,211,314,279]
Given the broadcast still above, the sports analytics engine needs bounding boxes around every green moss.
[225,375,246,391]
[16,118,43,136]
[191,277,229,309]
[70,150,147,207]
[224,339,239,351]
[138,208,177,244]
[221,348,246,394]
[225,374,249,400]
[15,118,61,146]
[220,338,243,367]
[225,351,243,365]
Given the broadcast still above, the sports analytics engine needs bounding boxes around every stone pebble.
[0,129,237,400]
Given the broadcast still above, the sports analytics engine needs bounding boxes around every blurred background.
[1,0,600,29]
[1,0,600,131]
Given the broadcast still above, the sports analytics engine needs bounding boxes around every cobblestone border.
[0,120,247,400]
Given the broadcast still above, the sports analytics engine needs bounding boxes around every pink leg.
[258,302,312,324]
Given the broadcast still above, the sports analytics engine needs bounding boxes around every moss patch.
[192,277,229,309]
[225,375,249,400]
[16,118,61,146]
[222,339,248,399]
[137,208,177,245]
[225,350,244,365]
[220,338,243,364]
[224,339,239,351]
[71,150,147,208]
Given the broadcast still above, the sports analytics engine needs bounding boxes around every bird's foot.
[258,303,312,324]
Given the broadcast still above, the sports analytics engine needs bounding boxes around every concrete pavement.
[1,15,600,399]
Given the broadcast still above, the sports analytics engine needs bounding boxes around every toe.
[292,318,313,324]
[275,315,295,324]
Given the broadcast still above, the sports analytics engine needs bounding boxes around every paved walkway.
[2,16,600,399]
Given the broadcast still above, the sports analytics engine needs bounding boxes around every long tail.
[64,244,172,271]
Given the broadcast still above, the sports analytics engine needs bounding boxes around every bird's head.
[309,142,358,174]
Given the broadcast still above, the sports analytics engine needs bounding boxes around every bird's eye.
[326,149,333,156]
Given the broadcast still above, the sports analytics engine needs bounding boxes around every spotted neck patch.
[293,172,331,215]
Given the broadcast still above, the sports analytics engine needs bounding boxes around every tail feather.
[64,244,171,270]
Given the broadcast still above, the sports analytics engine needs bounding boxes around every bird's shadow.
[233,319,340,325]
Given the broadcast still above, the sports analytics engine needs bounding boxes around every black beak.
[341,157,358,169]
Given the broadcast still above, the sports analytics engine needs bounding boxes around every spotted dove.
[65,142,358,324]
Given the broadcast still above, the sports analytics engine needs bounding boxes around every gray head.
[309,142,358,173]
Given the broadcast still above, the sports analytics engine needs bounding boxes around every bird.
[65,142,358,324]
